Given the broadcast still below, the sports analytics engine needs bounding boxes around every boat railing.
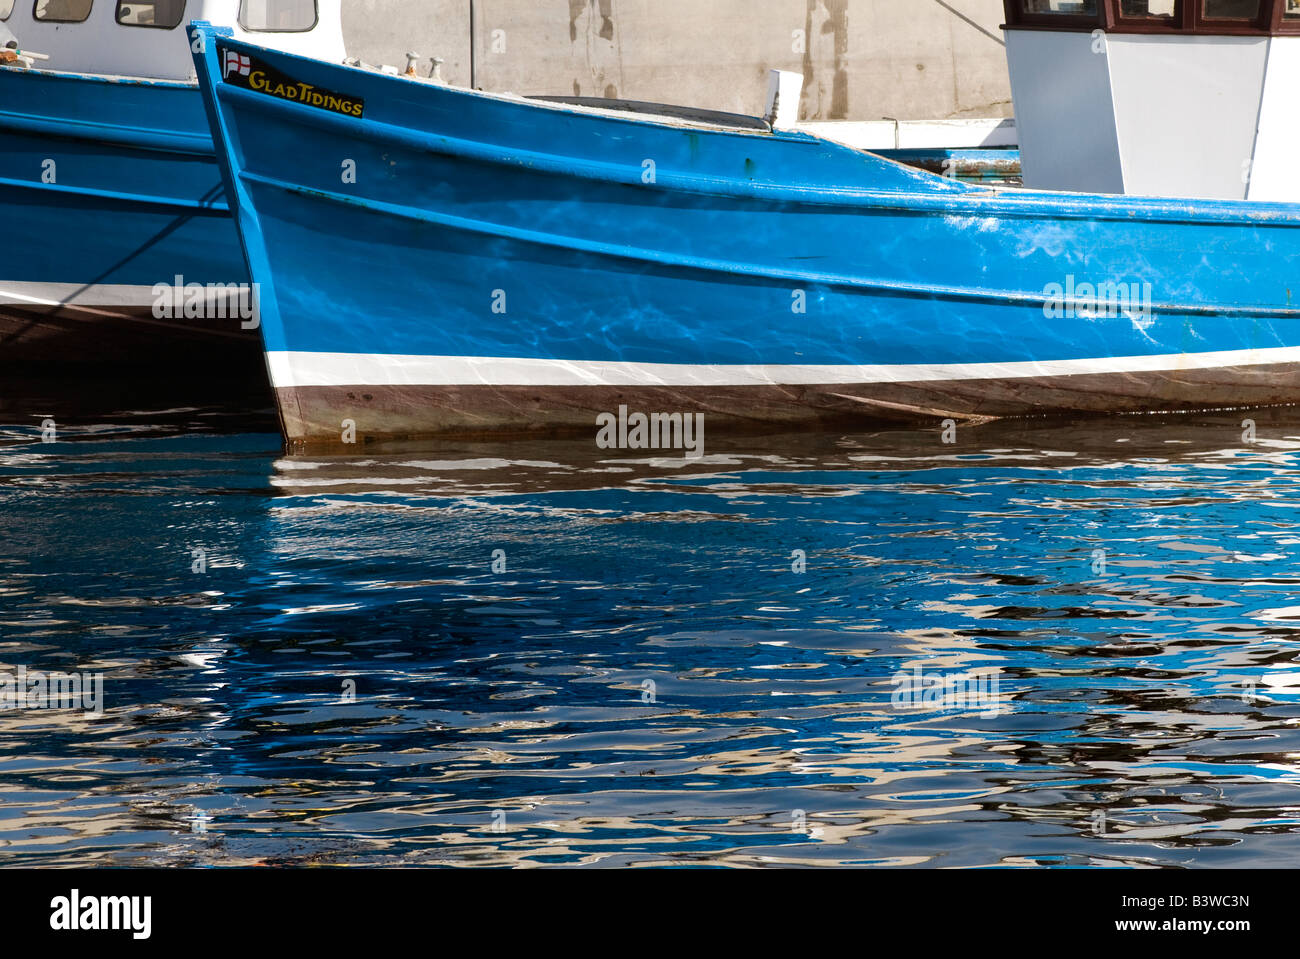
[527,96,773,134]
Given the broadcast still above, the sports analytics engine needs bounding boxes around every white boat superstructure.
[0,0,343,80]
[1003,0,1300,202]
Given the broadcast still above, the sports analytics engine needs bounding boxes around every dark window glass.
[34,0,93,21]
[116,0,185,28]
[239,0,316,32]
[1287,0,1300,18]
[1119,0,1177,16]
[1021,0,1098,13]
[1202,0,1260,16]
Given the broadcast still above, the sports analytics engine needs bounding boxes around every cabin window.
[239,0,316,32]
[1118,0,1179,18]
[0,0,12,19]
[1008,0,1292,31]
[33,0,94,22]
[1020,1,1099,14]
[1201,0,1262,17]
[1007,0,1101,26]
[116,0,185,28]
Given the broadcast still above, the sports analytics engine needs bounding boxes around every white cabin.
[1002,0,1300,202]
[0,0,344,80]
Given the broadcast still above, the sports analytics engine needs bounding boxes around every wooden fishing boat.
[189,12,1300,450]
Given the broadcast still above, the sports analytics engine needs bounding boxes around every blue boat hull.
[0,67,262,388]
[192,28,1300,450]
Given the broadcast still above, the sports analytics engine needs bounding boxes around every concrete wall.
[341,0,1014,121]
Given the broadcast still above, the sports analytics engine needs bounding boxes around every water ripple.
[3,408,1300,866]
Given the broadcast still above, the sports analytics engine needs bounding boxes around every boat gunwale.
[0,63,198,88]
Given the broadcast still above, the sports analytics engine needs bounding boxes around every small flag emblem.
[224,50,251,78]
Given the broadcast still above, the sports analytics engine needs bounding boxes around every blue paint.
[191,24,1300,389]
[0,66,246,289]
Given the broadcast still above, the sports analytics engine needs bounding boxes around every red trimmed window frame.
[1113,0,1183,32]
[1001,1,1105,29]
[1275,0,1300,32]
[1003,0,1297,32]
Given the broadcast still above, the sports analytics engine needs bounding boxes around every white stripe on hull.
[0,281,161,308]
[265,346,1300,390]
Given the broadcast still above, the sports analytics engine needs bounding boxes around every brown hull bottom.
[0,303,270,408]
[275,362,1300,452]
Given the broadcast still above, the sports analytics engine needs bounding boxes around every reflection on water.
[4,404,1300,867]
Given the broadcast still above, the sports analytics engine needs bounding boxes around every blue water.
[4,404,1300,867]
